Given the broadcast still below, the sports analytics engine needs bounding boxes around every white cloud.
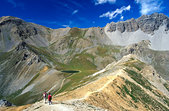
[95,0,116,5]
[135,0,163,15]
[62,25,70,27]
[120,16,124,20]
[100,5,131,19]
[72,10,79,15]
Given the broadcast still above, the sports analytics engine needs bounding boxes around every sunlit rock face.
[105,13,169,51]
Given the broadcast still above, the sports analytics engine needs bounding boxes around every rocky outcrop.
[121,40,169,80]
[107,13,169,34]
[0,99,13,107]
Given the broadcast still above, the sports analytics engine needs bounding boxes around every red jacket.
[48,94,52,101]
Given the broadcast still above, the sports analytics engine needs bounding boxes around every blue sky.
[0,0,169,29]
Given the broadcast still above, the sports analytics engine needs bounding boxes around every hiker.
[43,91,47,103]
[153,71,155,76]
[48,92,52,105]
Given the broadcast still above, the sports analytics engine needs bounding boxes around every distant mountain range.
[0,13,168,111]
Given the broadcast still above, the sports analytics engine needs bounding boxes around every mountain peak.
[0,16,22,23]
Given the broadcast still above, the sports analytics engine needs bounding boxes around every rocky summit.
[0,13,169,111]
[107,13,169,34]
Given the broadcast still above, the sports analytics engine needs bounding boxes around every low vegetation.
[0,51,13,62]
[122,79,168,111]
[123,58,144,71]
[116,77,168,111]
[164,83,169,92]
[124,67,169,108]
[124,68,153,91]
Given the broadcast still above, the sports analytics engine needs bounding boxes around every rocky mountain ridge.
[0,13,169,52]
[106,13,169,34]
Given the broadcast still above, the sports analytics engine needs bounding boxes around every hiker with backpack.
[43,91,47,103]
[48,92,52,105]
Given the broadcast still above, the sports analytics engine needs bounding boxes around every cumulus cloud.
[95,0,116,5]
[100,5,131,19]
[135,0,163,15]
[72,10,79,15]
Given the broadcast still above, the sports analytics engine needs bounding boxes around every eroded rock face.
[0,16,50,52]
[16,26,38,40]
[107,13,169,34]
[117,22,125,33]
[124,18,139,32]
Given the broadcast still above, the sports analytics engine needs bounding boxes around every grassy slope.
[122,59,169,109]
[52,44,122,94]
[0,51,13,62]
[54,52,98,94]
[45,28,122,95]
[4,68,41,105]
[164,83,169,92]
[0,46,49,105]
[120,78,168,111]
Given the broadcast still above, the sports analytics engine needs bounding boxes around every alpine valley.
[0,13,169,111]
